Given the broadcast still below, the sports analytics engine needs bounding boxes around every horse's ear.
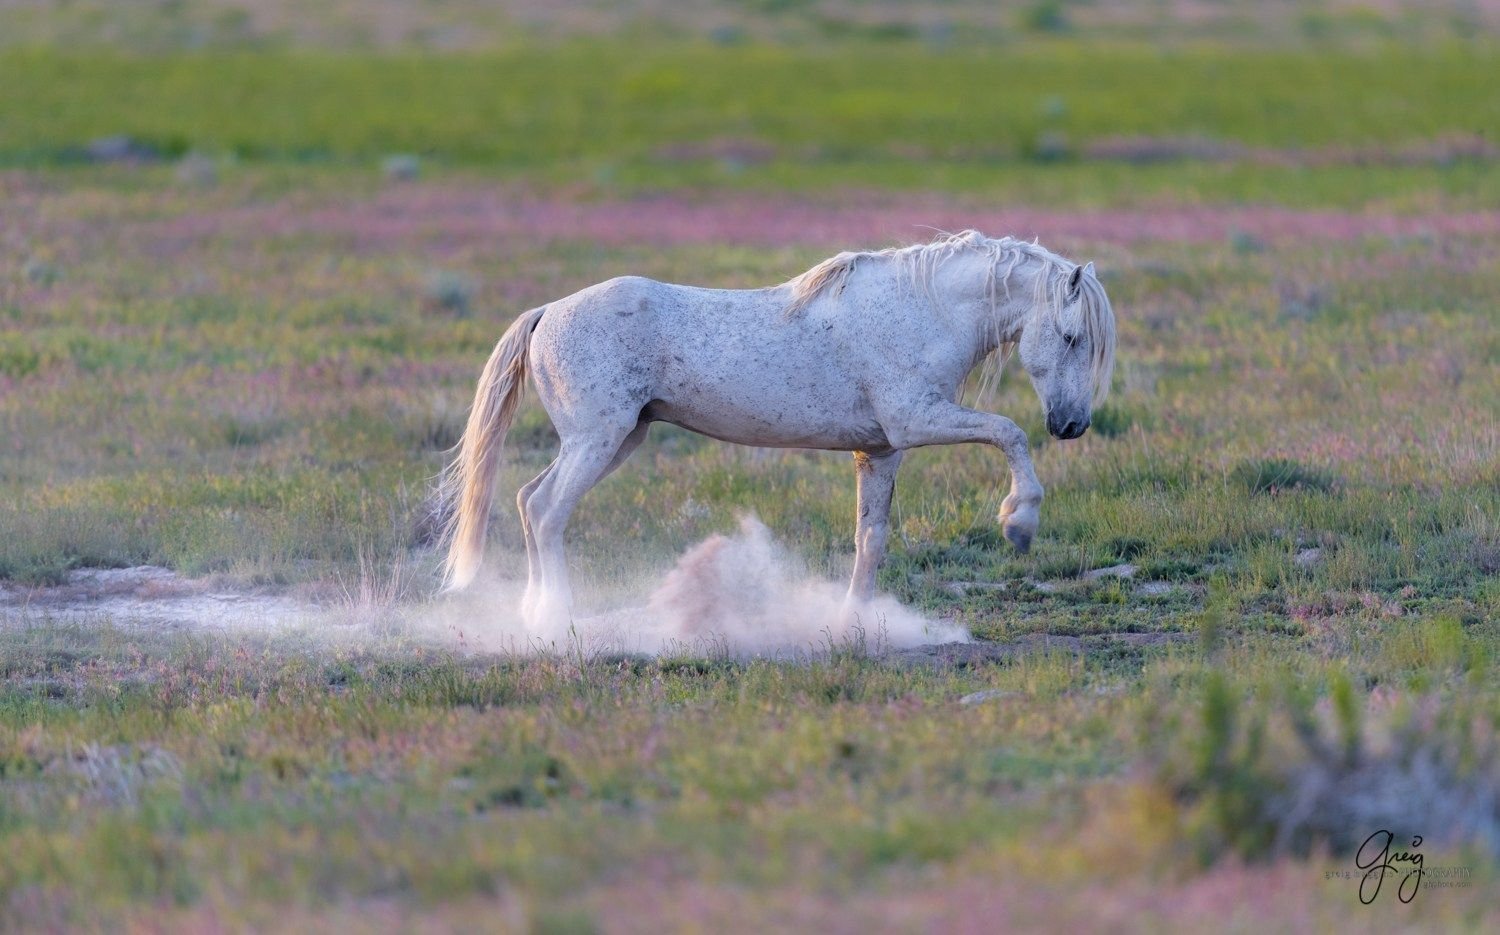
[1082,261,1095,279]
[1067,264,1084,297]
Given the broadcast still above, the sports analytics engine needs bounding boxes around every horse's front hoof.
[999,494,1039,553]
[1003,523,1033,553]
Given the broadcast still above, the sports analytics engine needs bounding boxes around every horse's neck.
[938,253,1041,355]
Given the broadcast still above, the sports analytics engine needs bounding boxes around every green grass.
[2,176,1495,926]
[0,620,1493,930]
[1,43,1498,207]
[4,178,1494,622]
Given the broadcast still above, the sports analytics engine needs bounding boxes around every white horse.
[440,230,1116,633]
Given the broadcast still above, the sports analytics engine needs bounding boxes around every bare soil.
[0,566,325,631]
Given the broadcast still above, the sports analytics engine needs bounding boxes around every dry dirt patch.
[0,566,324,631]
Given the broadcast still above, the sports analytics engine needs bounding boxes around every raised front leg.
[845,450,903,608]
[883,401,1044,552]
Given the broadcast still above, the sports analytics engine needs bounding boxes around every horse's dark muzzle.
[1047,414,1090,440]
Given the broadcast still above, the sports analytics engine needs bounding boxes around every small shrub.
[219,415,286,448]
[1101,536,1149,561]
[463,746,577,811]
[382,154,420,182]
[22,258,60,286]
[1032,553,1084,580]
[532,908,600,935]
[1027,130,1072,163]
[1381,615,1478,675]
[174,152,218,187]
[1142,672,1500,862]
[85,134,160,163]
[1276,281,1331,321]
[1135,555,1200,580]
[0,340,41,379]
[1039,95,1067,120]
[397,395,466,452]
[1019,1,1071,34]
[707,25,746,46]
[1231,458,1337,496]
[423,270,477,316]
[1090,403,1137,438]
[1471,536,1500,575]
[959,527,1005,550]
[1228,229,1267,254]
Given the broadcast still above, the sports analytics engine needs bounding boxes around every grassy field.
[2,8,1499,932]
[3,0,1497,49]
[3,43,1500,206]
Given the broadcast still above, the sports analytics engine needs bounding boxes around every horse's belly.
[534,278,894,450]
[644,396,890,451]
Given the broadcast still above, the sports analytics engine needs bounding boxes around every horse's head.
[1018,261,1115,440]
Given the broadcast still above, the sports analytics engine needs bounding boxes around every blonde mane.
[784,230,1116,405]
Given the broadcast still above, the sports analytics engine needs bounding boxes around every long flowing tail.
[439,306,546,589]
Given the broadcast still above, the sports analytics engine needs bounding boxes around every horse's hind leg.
[516,463,554,622]
[520,420,648,621]
[523,421,647,639]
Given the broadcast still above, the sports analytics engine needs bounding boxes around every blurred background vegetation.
[2,2,1496,207]
[3,0,1498,50]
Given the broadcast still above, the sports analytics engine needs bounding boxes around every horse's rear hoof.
[1004,525,1033,553]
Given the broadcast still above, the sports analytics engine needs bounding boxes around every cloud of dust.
[429,514,968,657]
[2,518,965,658]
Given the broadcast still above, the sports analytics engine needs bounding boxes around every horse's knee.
[993,419,1030,456]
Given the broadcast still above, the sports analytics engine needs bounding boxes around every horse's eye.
[1063,333,1080,348]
